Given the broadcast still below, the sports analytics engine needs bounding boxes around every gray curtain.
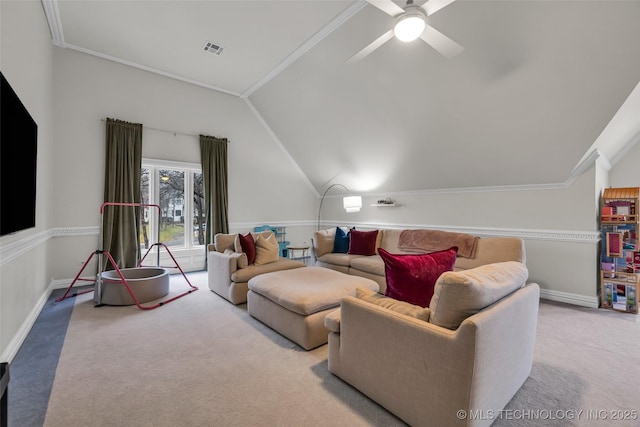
[199,135,229,247]
[103,118,143,270]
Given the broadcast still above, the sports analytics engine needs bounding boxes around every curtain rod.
[100,118,229,141]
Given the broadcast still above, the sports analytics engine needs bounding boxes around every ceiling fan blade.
[419,25,464,58]
[421,0,457,16]
[346,29,395,63]
[365,0,404,17]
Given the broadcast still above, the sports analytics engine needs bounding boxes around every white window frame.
[141,159,205,267]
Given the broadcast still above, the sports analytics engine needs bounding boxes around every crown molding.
[240,0,367,99]
[41,0,65,47]
[610,129,640,167]
[244,99,319,197]
[43,0,366,101]
[43,0,240,97]
[62,43,242,97]
[567,149,602,184]
[351,146,607,199]
[41,0,610,199]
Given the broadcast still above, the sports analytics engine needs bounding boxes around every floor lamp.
[317,184,362,231]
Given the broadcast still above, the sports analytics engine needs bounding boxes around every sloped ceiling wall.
[248,1,640,194]
[43,0,640,195]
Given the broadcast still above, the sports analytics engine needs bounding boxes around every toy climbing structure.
[56,202,198,310]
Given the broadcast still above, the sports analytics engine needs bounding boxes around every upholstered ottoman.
[247,267,379,350]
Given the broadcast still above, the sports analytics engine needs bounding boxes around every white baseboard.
[51,278,74,289]
[540,288,599,308]
[0,280,58,363]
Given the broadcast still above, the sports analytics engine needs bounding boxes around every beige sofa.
[207,231,305,304]
[326,261,540,427]
[312,228,526,294]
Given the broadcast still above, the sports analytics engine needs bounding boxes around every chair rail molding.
[321,221,600,244]
[0,226,100,267]
[0,229,53,267]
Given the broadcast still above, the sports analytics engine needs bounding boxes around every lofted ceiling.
[43,0,640,195]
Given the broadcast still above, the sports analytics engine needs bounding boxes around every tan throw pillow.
[214,233,238,253]
[314,228,336,258]
[234,233,246,253]
[429,261,528,330]
[254,233,280,265]
[233,231,274,252]
[356,288,430,322]
[255,230,275,240]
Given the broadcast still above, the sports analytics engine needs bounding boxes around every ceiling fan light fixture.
[394,7,426,42]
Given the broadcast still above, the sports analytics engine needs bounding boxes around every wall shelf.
[370,203,398,207]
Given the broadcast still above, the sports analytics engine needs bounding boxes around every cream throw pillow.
[223,248,248,269]
[254,233,280,265]
[314,228,336,258]
[356,288,430,321]
[429,261,528,330]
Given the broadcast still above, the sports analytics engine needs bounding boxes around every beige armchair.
[207,232,304,304]
[326,261,540,427]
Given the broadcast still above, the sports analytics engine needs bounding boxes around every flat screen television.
[1,71,38,236]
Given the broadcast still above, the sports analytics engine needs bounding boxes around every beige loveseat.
[312,228,526,294]
[208,231,305,304]
[326,261,540,427]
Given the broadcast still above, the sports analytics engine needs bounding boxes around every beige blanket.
[398,229,479,258]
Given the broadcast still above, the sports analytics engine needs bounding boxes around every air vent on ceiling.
[203,41,224,56]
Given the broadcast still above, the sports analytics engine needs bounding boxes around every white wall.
[319,167,601,306]
[0,0,56,361]
[316,141,634,304]
[609,139,640,187]
[50,47,318,279]
[1,7,318,360]
[3,0,637,362]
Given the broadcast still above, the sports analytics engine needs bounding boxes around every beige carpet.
[43,272,402,426]
[43,271,640,426]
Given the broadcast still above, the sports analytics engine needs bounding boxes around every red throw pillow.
[379,247,458,307]
[238,233,256,264]
[348,230,379,255]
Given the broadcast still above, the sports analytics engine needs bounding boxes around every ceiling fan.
[347,0,463,63]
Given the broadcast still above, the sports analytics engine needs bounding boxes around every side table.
[287,245,310,265]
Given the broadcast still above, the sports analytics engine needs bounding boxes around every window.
[140,160,204,252]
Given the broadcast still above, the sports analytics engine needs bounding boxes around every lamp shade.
[343,196,362,213]
[394,8,426,42]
